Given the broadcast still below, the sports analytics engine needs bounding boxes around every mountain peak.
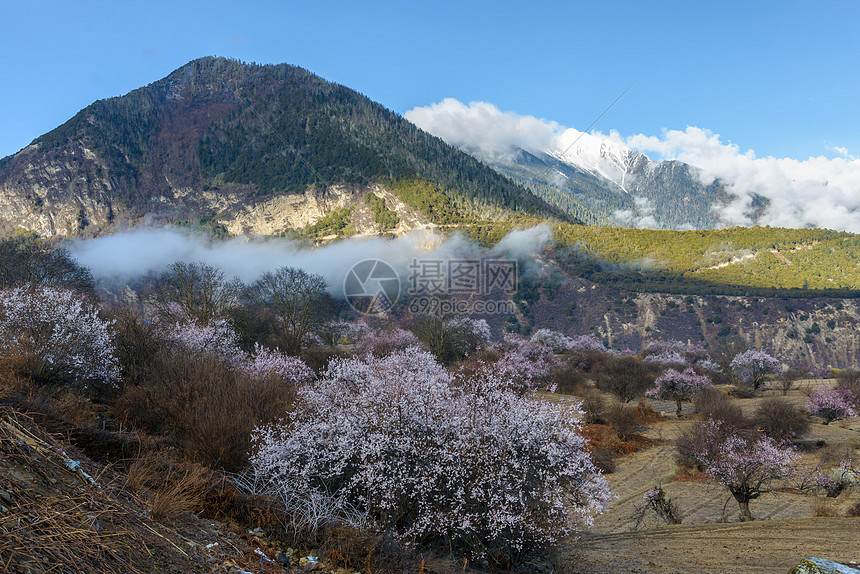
[0,58,571,238]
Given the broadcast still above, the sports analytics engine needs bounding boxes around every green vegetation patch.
[365,193,399,230]
[303,207,356,239]
[551,223,860,297]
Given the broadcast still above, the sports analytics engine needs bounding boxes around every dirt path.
[573,518,860,573]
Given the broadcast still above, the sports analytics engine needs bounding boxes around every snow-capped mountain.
[550,129,649,192]
[483,130,729,230]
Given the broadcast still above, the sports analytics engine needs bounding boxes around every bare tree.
[247,266,331,353]
[0,233,94,293]
[149,261,243,325]
[779,367,806,396]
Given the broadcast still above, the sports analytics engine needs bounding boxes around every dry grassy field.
[565,382,860,573]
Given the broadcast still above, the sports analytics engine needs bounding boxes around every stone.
[788,557,860,574]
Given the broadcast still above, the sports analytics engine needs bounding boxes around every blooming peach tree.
[647,367,711,417]
[693,419,799,521]
[806,386,857,424]
[491,334,559,391]
[250,348,610,563]
[0,285,119,386]
[530,328,572,353]
[730,350,781,391]
[160,318,312,384]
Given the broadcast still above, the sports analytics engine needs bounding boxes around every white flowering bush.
[567,334,607,353]
[0,285,119,386]
[530,328,572,353]
[806,385,857,424]
[250,348,610,563]
[159,318,312,384]
[491,334,559,391]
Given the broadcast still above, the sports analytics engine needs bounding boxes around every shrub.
[551,365,587,395]
[126,453,216,520]
[300,346,348,374]
[250,349,610,565]
[320,527,417,574]
[563,349,609,374]
[806,386,858,424]
[779,367,806,395]
[694,387,748,431]
[752,397,810,442]
[812,499,838,517]
[580,390,606,424]
[605,404,638,441]
[0,285,119,387]
[633,487,682,528]
[647,368,712,417]
[594,355,655,403]
[119,348,297,471]
[589,448,617,474]
[411,314,492,364]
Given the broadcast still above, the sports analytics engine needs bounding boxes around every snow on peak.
[550,128,645,191]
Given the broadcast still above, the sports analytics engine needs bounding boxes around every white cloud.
[406,99,860,233]
[626,127,860,230]
[405,98,558,163]
[69,226,552,296]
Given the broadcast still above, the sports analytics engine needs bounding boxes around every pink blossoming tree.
[250,348,610,563]
[806,386,857,424]
[693,420,799,521]
[160,318,312,384]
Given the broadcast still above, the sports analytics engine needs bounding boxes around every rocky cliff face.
[518,274,860,369]
[0,143,429,239]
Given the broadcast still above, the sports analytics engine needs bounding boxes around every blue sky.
[1,0,858,161]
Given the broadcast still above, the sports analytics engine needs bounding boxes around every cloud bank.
[407,99,860,233]
[69,225,553,296]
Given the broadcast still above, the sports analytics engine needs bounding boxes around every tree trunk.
[738,500,753,521]
[676,399,683,418]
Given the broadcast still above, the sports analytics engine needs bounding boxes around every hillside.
[0,57,571,238]
[463,223,860,297]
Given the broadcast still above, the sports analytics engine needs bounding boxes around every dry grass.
[126,452,216,520]
[812,498,839,517]
[118,348,296,471]
[0,406,296,574]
